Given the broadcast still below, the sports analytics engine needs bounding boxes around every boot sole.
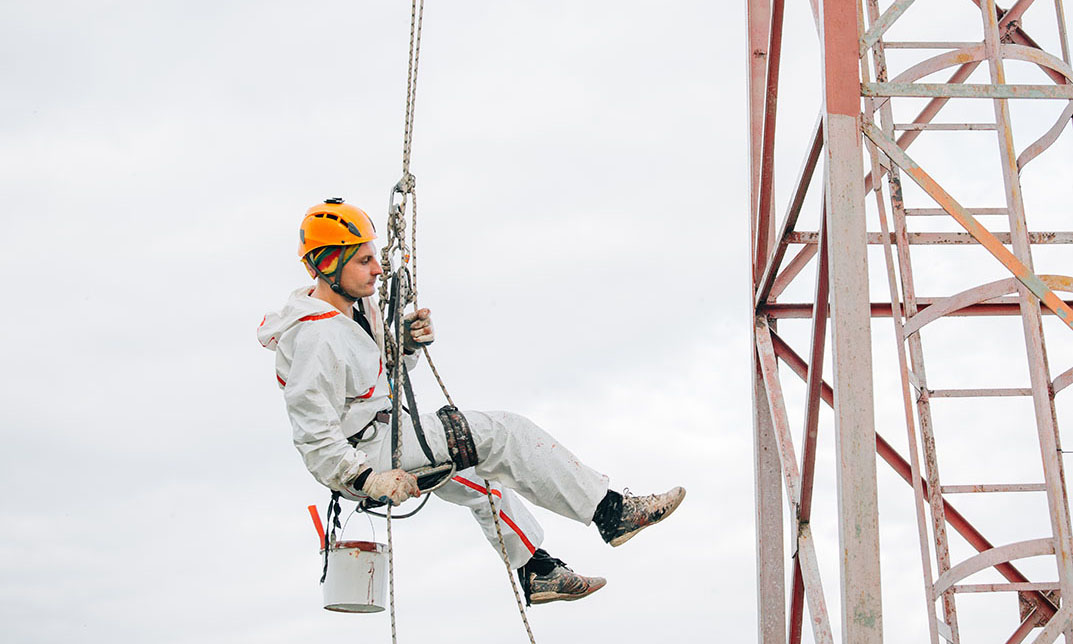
[530,578,607,604]
[609,487,686,547]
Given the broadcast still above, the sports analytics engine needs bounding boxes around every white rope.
[387,506,398,644]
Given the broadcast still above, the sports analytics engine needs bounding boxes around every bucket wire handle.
[339,504,378,545]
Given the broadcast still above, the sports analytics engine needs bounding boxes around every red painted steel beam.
[747,0,770,279]
[755,116,824,308]
[789,562,805,644]
[754,0,786,283]
[798,218,829,528]
[770,245,819,300]
[788,218,830,644]
[1004,610,1040,644]
[767,331,1061,620]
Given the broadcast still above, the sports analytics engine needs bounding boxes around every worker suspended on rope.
[257,198,686,605]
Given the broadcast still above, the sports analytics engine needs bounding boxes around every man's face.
[339,243,382,298]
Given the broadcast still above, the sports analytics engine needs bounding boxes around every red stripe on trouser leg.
[451,476,535,555]
[497,512,536,555]
[452,475,501,498]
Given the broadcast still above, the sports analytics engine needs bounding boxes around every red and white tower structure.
[749,0,1073,641]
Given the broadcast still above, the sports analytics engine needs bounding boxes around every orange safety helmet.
[298,197,377,260]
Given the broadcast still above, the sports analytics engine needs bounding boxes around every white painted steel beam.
[820,0,883,640]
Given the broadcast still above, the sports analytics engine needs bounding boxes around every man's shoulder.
[289,309,377,355]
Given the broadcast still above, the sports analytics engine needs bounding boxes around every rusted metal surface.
[884,41,983,49]
[956,583,1060,593]
[929,388,1033,398]
[762,299,1073,319]
[1022,592,1063,629]
[864,82,1073,98]
[786,231,1073,244]
[941,484,1047,493]
[894,123,997,131]
[1029,606,1073,643]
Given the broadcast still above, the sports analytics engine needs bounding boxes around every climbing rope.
[375,1,538,642]
[386,504,398,643]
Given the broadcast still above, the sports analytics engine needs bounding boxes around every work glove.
[403,308,435,353]
[362,468,420,505]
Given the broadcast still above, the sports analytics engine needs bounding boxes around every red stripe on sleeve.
[354,359,383,399]
[298,311,341,322]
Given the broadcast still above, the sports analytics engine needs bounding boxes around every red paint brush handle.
[307,505,326,546]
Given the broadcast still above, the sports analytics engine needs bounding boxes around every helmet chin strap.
[330,281,360,302]
[307,254,361,302]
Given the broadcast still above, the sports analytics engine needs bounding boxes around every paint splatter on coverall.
[258,286,610,567]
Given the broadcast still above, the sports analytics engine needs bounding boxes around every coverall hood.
[257,286,342,351]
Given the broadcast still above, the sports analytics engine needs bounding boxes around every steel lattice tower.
[749,0,1073,641]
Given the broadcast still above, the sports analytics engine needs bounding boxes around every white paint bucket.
[322,540,389,613]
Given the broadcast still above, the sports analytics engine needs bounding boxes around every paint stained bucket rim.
[319,540,386,554]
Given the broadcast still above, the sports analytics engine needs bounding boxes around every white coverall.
[258,286,609,567]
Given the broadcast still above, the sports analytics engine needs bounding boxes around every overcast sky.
[1,1,1071,643]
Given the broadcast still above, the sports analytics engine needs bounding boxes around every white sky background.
[1,1,1071,643]
[1,1,745,642]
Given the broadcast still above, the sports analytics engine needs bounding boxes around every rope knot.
[394,173,416,195]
